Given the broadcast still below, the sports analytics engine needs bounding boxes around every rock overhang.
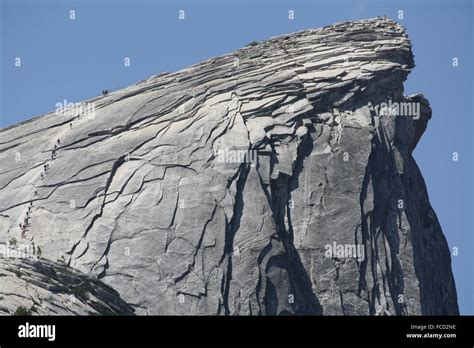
[0,17,457,316]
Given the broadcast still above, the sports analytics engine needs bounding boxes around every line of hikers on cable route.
[20,88,110,238]
[21,137,61,239]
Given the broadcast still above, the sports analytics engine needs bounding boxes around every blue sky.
[1,0,473,314]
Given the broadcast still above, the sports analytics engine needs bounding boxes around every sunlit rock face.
[0,17,458,315]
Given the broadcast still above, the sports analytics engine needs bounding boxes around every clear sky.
[1,0,473,314]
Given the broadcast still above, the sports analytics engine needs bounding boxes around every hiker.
[70,122,73,128]
[34,189,38,196]
[57,138,61,145]
[19,223,22,228]
[40,172,44,179]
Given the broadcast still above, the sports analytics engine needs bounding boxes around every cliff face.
[0,17,458,315]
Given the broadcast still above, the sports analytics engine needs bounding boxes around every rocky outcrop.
[0,255,134,315]
[0,17,458,315]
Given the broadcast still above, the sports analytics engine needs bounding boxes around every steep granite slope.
[0,256,134,315]
[0,17,458,315]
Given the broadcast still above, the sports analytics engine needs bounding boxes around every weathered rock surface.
[0,17,458,315]
[0,255,134,315]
